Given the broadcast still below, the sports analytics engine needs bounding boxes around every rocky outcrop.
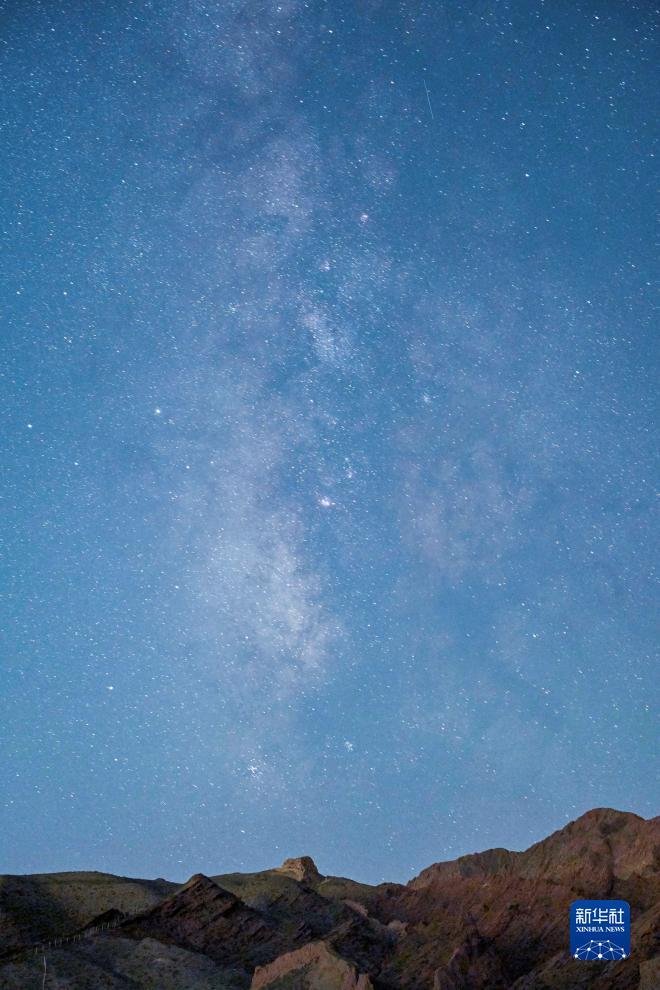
[1,808,658,989]
[251,940,373,990]
[367,809,660,990]
[409,808,660,910]
[122,872,302,974]
[273,857,324,886]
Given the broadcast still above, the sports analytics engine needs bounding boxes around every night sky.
[1,1,658,885]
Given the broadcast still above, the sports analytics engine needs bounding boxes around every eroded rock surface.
[251,940,373,990]
[1,808,657,989]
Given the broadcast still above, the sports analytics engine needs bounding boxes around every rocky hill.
[0,808,657,989]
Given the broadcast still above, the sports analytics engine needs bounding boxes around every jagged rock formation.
[274,856,324,885]
[120,872,303,973]
[251,940,374,989]
[409,808,659,908]
[372,808,660,990]
[0,808,658,989]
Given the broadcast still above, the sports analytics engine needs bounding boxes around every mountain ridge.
[0,807,657,989]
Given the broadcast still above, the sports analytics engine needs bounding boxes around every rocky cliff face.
[408,808,659,908]
[0,808,657,989]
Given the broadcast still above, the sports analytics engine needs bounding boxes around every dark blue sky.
[1,0,658,884]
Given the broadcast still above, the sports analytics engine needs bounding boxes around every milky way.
[1,1,657,883]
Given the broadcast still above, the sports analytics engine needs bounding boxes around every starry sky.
[1,1,658,886]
